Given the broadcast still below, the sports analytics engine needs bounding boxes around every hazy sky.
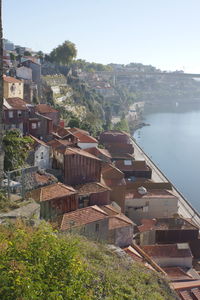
[3,0,200,72]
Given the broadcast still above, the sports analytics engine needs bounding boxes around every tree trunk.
[0,0,4,184]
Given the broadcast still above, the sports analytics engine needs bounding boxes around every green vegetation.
[72,59,112,72]
[3,130,33,171]
[50,40,77,65]
[113,118,130,132]
[0,222,177,300]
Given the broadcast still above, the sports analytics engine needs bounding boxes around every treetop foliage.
[50,40,77,66]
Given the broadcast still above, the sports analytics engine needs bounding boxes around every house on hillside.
[85,147,111,163]
[101,163,126,212]
[125,187,179,224]
[172,280,200,299]
[140,243,193,268]
[3,76,24,99]
[30,182,78,220]
[137,217,199,246]
[36,104,60,125]
[99,130,131,145]
[75,182,111,208]
[115,160,152,179]
[27,135,50,170]
[59,205,109,241]
[52,125,78,143]
[3,97,31,133]
[54,147,102,186]
[101,204,135,247]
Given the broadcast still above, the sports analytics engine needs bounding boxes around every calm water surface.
[134,104,200,212]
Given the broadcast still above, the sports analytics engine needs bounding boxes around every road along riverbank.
[131,138,200,227]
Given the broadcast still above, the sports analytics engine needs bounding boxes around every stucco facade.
[4,76,24,99]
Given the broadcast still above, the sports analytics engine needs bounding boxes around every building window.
[8,111,13,118]
[95,223,99,232]
[18,110,22,117]
[124,160,132,166]
[38,122,41,128]
[41,152,44,159]
[10,84,16,93]
[143,206,149,213]
[31,123,37,129]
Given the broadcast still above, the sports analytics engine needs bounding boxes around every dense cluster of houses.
[2,42,200,299]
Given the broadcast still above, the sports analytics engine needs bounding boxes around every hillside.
[0,221,177,300]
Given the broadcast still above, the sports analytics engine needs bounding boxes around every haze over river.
[134,103,200,212]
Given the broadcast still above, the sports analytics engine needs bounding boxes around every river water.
[134,103,200,212]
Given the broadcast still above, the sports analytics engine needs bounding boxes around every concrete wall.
[4,81,24,99]
[140,230,156,245]
[16,66,32,80]
[34,144,50,170]
[109,225,134,247]
[154,256,192,268]
[125,196,178,225]
[78,142,98,149]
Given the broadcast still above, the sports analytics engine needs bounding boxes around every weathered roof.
[73,131,98,143]
[138,217,199,233]
[75,182,111,195]
[162,267,194,281]
[52,125,74,139]
[40,182,77,202]
[4,98,28,110]
[60,205,108,230]
[68,127,90,136]
[59,147,101,160]
[29,135,49,148]
[125,189,177,200]
[36,104,58,114]
[141,244,193,258]
[172,280,200,300]
[115,160,150,172]
[85,147,111,159]
[100,204,121,216]
[3,75,22,83]
[105,143,134,155]
[109,214,133,230]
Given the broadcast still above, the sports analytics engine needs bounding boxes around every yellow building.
[3,76,24,99]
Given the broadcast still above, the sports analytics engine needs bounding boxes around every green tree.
[113,118,130,133]
[50,40,77,65]
[3,130,33,171]
[68,117,80,128]
[24,50,32,56]
[10,53,16,61]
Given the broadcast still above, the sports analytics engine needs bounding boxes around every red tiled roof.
[52,125,74,139]
[85,147,111,159]
[68,127,89,136]
[172,280,200,300]
[4,98,28,110]
[100,204,121,216]
[40,182,77,202]
[162,267,193,281]
[60,205,108,230]
[59,147,100,160]
[3,76,22,83]
[73,131,98,143]
[141,244,192,258]
[105,143,134,155]
[138,217,199,233]
[36,104,58,114]
[109,214,133,230]
[75,182,110,195]
[33,172,57,185]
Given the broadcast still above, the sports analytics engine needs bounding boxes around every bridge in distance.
[97,71,200,78]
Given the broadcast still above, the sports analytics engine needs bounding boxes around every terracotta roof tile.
[172,280,200,300]
[73,131,98,143]
[3,76,22,83]
[85,147,111,159]
[162,267,193,281]
[36,104,58,114]
[29,135,49,148]
[109,214,133,230]
[40,182,77,202]
[75,182,110,195]
[100,204,121,216]
[60,147,101,160]
[4,98,28,110]
[141,244,192,258]
[60,205,108,230]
